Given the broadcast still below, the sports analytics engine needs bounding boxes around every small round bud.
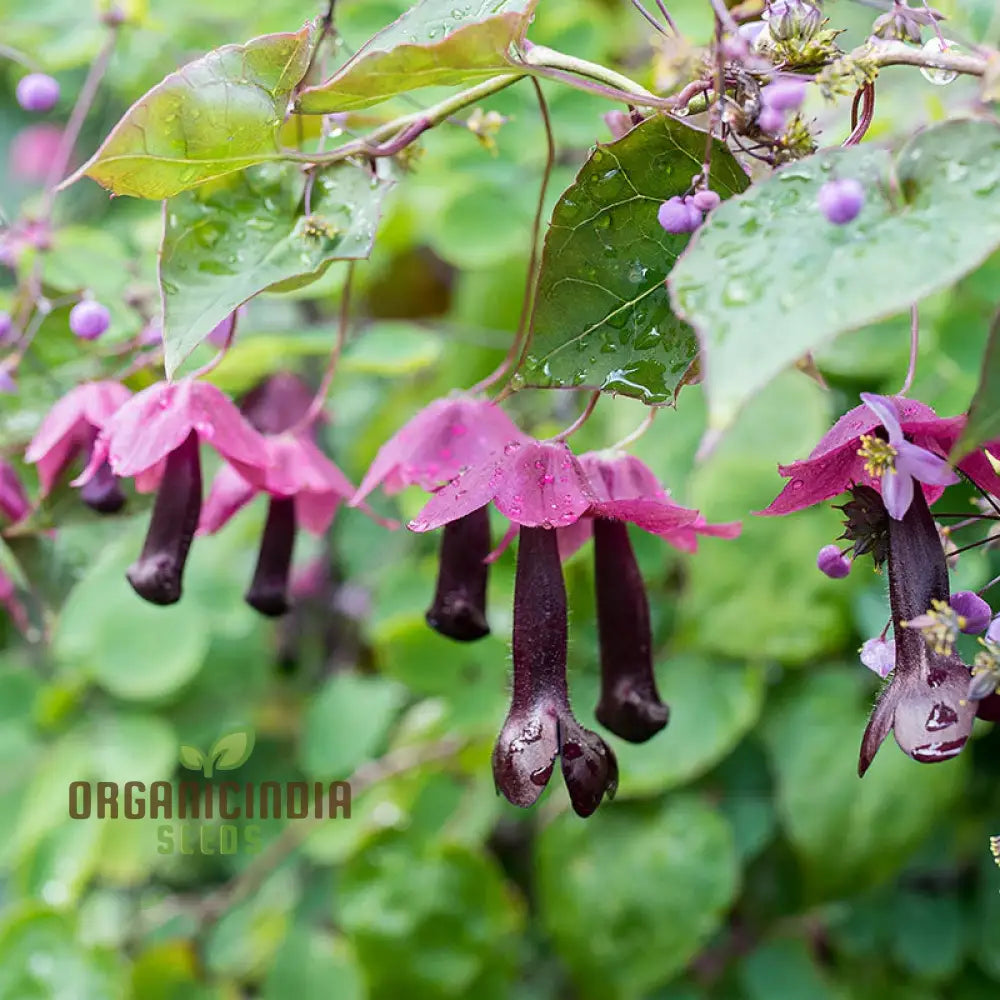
[758,106,786,135]
[950,590,991,634]
[691,189,721,212]
[603,110,632,140]
[0,367,16,394]
[761,80,807,112]
[682,197,704,230]
[69,299,111,340]
[860,636,895,679]
[818,178,865,225]
[16,74,60,114]
[0,312,12,343]
[657,197,695,234]
[816,543,851,579]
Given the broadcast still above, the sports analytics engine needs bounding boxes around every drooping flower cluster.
[764,390,1000,770]
[364,415,742,816]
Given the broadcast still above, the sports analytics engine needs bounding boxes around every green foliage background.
[1,1,1000,998]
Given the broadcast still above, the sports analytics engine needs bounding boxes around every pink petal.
[557,517,594,561]
[353,396,524,503]
[0,461,29,524]
[592,497,699,535]
[881,468,914,520]
[956,449,1000,498]
[860,392,903,445]
[199,462,257,535]
[295,491,342,535]
[185,382,271,486]
[660,517,742,553]
[0,568,29,634]
[896,440,959,487]
[578,452,667,502]
[409,447,513,533]
[491,441,596,528]
[101,382,197,477]
[485,521,519,564]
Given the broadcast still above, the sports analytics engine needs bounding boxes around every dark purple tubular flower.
[492,526,618,817]
[592,517,668,742]
[425,504,491,641]
[245,496,297,617]
[126,431,202,606]
[859,486,978,775]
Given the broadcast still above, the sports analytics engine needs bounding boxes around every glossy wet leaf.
[160,161,393,377]
[535,796,739,1000]
[518,116,749,404]
[67,25,315,198]
[670,119,1000,433]
[296,0,536,114]
[954,306,1000,457]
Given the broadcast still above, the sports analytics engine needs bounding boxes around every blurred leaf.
[69,25,316,198]
[341,322,444,375]
[130,940,221,1000]
[297,0,537,113]
[161,161,393,376]
[576,655,765,797]
[519,116,748,403]
[955,307,1000,456]
[890,889,966,982]
[739,939,841,1000]
[300,673,407,780]
[338,836,523,1000]
[53,533,211,701]
[535,796,739,1000]
[0,907,125,999]
[763,671,966,897]
[670,119,1000,432]
[263,924,367,1000]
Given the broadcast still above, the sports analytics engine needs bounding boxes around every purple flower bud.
[860,637,895,679]
[657,197,695,234]
[0,368,16,395]
[69,299,111,340]
[816,543,851,579]
[758,106,786,135]
[691,189,721,213]
[761,80,807,112]
[0,312,12,343]
[950,590,991,634]
[426,506,491,641]
[988,615,1000,645]
[16,73,60,113]
[738,20,767,45]
[818,178,865,225]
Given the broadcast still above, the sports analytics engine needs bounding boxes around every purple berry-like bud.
[761,80,807,112]
[860,637,895,679]
[0,312,12,343]
[69,300,111,340]
[682,197,704,230]
[816,543,851,579]
[657,197,693,234]
[950,590,991,634]
[691,189,721,212]
[16,74,60,113]
[758,106,786,135]
[818,178,865,225]
[0,368,15,395]
[603,110,632,140]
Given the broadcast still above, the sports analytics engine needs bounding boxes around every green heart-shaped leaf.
[518,115,748,404]
[160,160,394,377]
[297,0,536,114]
[66,24,316,198]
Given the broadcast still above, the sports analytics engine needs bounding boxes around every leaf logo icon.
[177,727,255,778]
